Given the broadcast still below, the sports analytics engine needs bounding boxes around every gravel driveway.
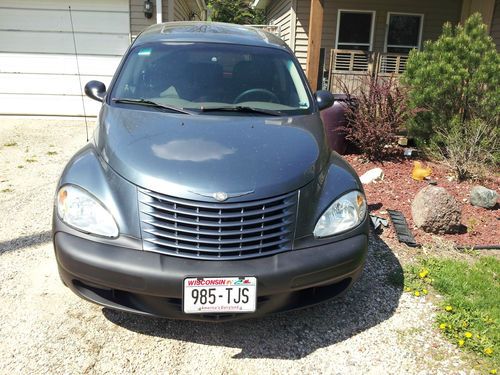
[0,118,472,374]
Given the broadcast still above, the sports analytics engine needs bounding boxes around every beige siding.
[131,0,202,37]
[293,0,462,68]
[174,0,192,20]
[130,0,156,37]
[491,0,500,50]
[294,0,310,68]
[267,0,293,45]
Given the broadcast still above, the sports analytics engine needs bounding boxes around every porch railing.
[328,49,409,93]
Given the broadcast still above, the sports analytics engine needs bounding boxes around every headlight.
[313,190,367,238]
[56,185,119,238]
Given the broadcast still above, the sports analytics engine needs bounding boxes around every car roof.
[134,21,290,50]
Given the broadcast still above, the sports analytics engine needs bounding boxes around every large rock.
[411,186,462,234]
[470,185,498,209]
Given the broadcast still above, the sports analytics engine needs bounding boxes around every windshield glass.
[110,42,312,115]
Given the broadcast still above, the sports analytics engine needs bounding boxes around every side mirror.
[84,80,106,102]
[315,90,335,111]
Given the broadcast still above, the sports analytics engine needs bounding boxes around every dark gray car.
[53,22,368,321]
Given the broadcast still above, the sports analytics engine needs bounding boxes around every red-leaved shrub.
[341,75,418,161]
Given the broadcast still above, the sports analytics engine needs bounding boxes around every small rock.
[411,186,462,234]
[470,185,498,209]
[359,168,384,184]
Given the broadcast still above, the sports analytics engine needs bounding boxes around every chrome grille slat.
[143,190,296,209]
[143,219,293,236]
[144,228,289,245]
[138,189,297,260]
[140,199,295,218]
[143,210,294,228]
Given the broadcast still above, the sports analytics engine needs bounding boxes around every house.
[0,0,206,116]
[253,0,500,91]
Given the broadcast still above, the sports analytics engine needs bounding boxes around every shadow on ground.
[103,233,403,359]
[0,231,51,254]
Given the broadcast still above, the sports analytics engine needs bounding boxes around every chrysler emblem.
[189,190,255,202]
[213,192,228,202]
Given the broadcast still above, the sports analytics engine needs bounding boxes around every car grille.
[138,189,298,260]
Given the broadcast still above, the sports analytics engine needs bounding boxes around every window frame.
[384,12,424,53]
[335,9,376,51]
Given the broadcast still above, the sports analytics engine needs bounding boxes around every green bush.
[402,13,499,178]
[430,117,499,180]
[207,0,265,24]
[404,13,499,139]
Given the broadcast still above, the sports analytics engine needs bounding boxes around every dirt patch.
[344,155,500,247]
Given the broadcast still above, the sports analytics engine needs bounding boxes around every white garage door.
[0,0,130,116]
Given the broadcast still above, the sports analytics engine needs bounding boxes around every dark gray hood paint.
[95,105,330,201]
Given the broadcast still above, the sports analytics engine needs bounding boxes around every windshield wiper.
[199,105,282,116]
[112,98,194,115]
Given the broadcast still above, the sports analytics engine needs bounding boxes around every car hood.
[94,105,329,201]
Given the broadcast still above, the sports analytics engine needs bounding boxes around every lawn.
[404,254,500,372]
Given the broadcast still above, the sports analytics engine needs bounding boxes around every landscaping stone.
[469,185,498,209]
[411,186,462,234]
[359,168,384,184]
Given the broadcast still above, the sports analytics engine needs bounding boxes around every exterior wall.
[131,0,199,38]
[491,0,500,49]
[461,0,495,25]
[131,0,156,38]
[174,0,193,20]
[267,0,293,46]
[293,0,462,68]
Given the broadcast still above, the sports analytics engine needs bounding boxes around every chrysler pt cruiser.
[53,22,369,321]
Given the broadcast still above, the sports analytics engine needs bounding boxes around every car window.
[111,42,312,115]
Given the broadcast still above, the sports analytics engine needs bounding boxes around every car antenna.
[68,6,89,142]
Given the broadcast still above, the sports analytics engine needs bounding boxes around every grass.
[26,158,37,163]
[3,142,17,147]
[404,256,499,370]
[47,151,58,156]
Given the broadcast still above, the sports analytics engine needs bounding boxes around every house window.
[385,13,424,53]
[336,10,375,51]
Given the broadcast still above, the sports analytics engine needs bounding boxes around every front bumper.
[55,231,368,321]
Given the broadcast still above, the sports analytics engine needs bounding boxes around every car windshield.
[110,42,312,115]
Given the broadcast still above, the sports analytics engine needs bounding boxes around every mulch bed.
[343,155,500,247]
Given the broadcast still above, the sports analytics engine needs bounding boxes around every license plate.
[183,277,257,314]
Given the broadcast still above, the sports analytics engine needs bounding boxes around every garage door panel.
[0,53,122,76]
[0,73,113,96]
[0,94,102,116]
[0,31,129,56]
[0,0,129,116]
[0,0,128,12]
[0,9,129,34]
